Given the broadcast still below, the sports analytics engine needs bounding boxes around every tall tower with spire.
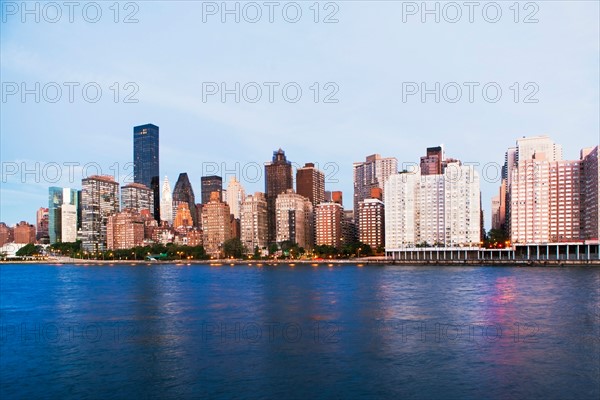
[160,176,173,225]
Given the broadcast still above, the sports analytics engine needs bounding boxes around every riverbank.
[2,258,599,266]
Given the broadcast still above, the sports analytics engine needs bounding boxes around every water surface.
[1,264,598,399]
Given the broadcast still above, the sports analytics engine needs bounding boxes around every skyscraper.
[173,203,194,229]
[265,149,293,243]
[121,183,154,214]
[353,154,397,226]
[384,172,419,248]
[240,192,268,254]
[106,210,145,250]
[48,187,79,244]
[384,159,481,249]
[172,173,197,226]
[582,147,599,241]
[358,198,385,251]
[201,175,223,204]
[81,176,120,251]
[225,176,245,220]
[133,123,159,220]
[296,163,325,206]
[275,190,313,250]
[202,192,233,257]
[420,146,444,175]
[36,207,49,241]
[315,202,343,249]
[160,176,173,225]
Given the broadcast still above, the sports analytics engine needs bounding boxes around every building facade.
[582,147,599,242]
[201,175,223,204]
[0,223,13,246]
[384,172,419,248]
[296,163,325,206]
[14,221,36,244]
[315,202,343,249]
[385,162,481,249]
[240,192,268,254]
[36,208,49,241]
[353,154,397,226]
[160,176,173,225]
[358,198,385,251]
[265,149,294,243]
[201,192,233,257]
[225,176,245,220]
[172,173,197,226]
[48,187,79,244]
[81,176,120,251]
[121,183,154,214]
[106,210,145,250]
[133,123,159,220]
[275,190,313,250]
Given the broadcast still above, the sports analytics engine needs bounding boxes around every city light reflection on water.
[1,264,598,399]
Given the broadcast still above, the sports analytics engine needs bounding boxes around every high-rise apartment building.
[516,135,563,164]
[358,198,385,251]
[509,146,599,244]
[240,192,268,254]
[81,176,120,251]
[416,174,445,245]
[265,149,293,243]
[225,176,245,219]
[582,147,599,241]
[201,192,233,257]
[353,154,397,225]
[296,163,325,206]
[121,183,154,214]
[106,210,145,250]
[201,175,223,204]
[172,173,197,226]
[384,160,481,249]
[384,172,419,248]
[315,202,343,249]
[133,123,159,220]
[444,162,481,246]
[420,146,443,175]
[275,190,313,250]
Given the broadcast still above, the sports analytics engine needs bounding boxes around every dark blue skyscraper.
[133,123,160,219]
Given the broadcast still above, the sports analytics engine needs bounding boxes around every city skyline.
[2,2,598,228]
[1,132,598,229]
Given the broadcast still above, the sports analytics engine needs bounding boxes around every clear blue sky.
[1,1,599,228]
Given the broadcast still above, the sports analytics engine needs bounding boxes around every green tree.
[485,229,509,248]
[253,246,261,260]
[268,243,279,257]
[50,240,81,256]
[16,243,42,257]
[223,238,245,259]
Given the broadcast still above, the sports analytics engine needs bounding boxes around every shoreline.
[2,259,599,266]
